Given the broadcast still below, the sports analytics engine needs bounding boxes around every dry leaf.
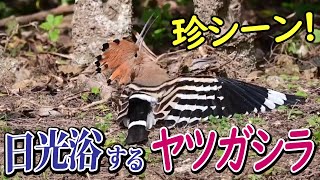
[266,76,284,89]
[0,105,11,112]
[302,67,317,80]
[15,68,31,82]
[175,164,190,173]
[37,107,62,117]
[297,44,308,58]
[12,79,35,91]
[275,54,294,67]
[58,64,83,75]
[247,70,263,81]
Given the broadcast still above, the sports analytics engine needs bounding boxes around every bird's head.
[95,15,163,85]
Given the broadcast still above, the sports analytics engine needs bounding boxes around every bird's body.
[116,76,303,144]
[95,17,304,145]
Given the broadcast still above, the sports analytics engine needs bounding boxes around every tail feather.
[282,93,305,104]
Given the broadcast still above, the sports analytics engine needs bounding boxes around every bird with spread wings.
[95,16,304,145]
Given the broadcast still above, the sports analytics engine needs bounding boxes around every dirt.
[0,76,319,180]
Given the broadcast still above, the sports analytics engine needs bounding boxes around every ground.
[0,74,319,180]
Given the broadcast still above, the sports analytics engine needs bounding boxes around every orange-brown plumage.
[96,39,141,85]
[101,39,138,69]
[95,38,170,86]
[95,15,171,86]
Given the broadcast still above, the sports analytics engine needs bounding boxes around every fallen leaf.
[58,64,83,75]
[15,68,31,82]
[0,105,11,112]
[37,107,62,117]
[175,164,190,173]
[296,44,308,58]
[12,79,36,91]
[275,54,294,67]
[266,76,285,89]
[247,70,263,81]
[303,67,317,80]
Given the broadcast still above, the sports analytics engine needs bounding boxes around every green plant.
[295,90,308,98]
[216,149,224,157]
[287,108,304,120]
[105,131,126,147]
[77,112,87,119]
[232,113,247,126]
[314,131,320,145]
[5,19,19,36]
[95,113,113,132]
[97,104,110,112]
[248,117,266,125]
[248,174,262,180]
[290,76,300,81]
[208,116,231,136]
[307,116,320,144]
[233,113,245,120]
[0,167,10,180]
[314,29,320,43]
[281,2,320,16]
[104,138,117,148]
[308,115,320,127]
[40,14,63,42]
[81,93,89,102]
[144,147,152,162]
[176,0,192,5]
[287,83,299,90]
[91,87,101,95]
[277,105,288,112]
[287,40,298,55]
[81,87,101,103]
[118,132,126,145]
[0,114,11,133]
[61,0,75,5]
[138,172,146,179]
[280,75,300,82]
[0,2,13,19]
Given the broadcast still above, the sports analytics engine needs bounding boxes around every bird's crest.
[95,15,158,85]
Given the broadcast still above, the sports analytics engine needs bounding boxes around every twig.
[153,170,166,180]
[287,103,300,120]
[80,98,108,111]
[218,50,238,69]
[86,172,91,180]
[60,91,87,104]
[42,52,74,60]
[4,86,11,96]
[156,49,186,63]
[0,5,74,27]
[4,27,17,52]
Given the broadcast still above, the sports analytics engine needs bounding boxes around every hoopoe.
[95,17,304,145]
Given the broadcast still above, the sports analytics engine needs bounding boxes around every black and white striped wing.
[150,77,294,128]
[117,94,130,127]
[152,78,225,128]
[117,77,304,129]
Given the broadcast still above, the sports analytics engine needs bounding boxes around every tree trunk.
[72,0,133,65]
[193,0,256,78]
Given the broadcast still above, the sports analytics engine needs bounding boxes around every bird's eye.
[134,53,138,57]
